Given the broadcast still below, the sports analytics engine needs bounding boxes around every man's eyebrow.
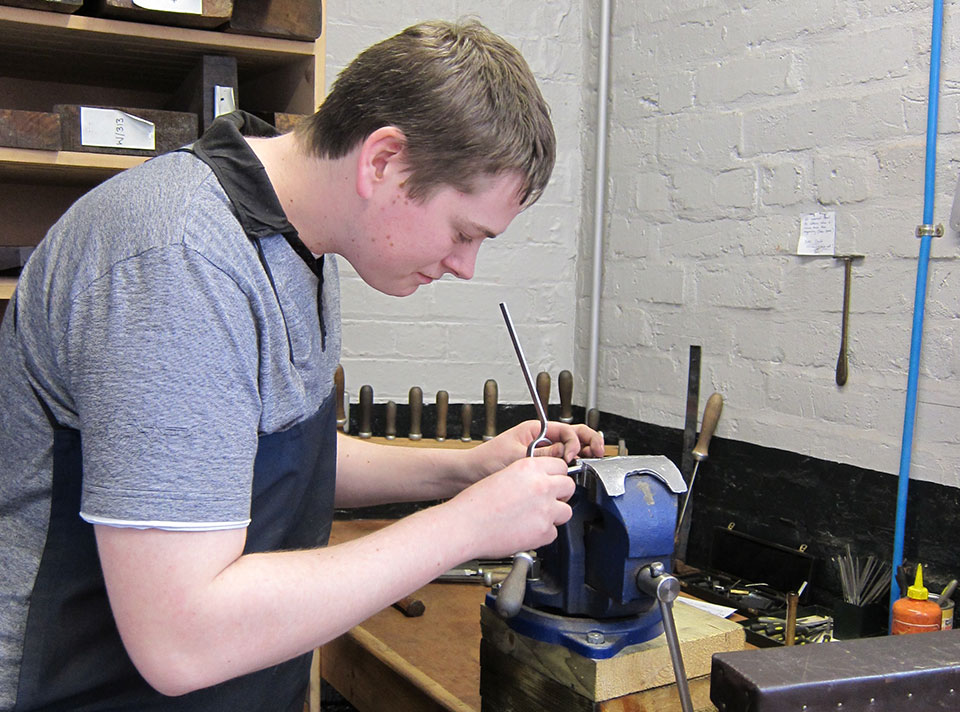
[462,220,498,239]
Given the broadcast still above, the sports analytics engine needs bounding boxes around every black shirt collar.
[189,111,323,279]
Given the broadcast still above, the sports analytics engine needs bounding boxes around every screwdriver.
[674,392,723,545]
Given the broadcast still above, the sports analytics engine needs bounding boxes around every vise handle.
[494,551,534,618]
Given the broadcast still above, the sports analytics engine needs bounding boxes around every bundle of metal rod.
[835,546,890,606]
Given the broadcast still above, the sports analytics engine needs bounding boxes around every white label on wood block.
[214,86,236,118]
[132,0,203,14]
[80,108,155,150]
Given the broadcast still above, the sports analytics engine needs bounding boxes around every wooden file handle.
[536,371,551,411]
[358,385,373,438]
[692,392,723,462]
[436,390,448,441]
[558,369,573,423]
[408,386,423,440]
[483,379,498,440]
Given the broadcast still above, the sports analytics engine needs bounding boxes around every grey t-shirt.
[0,148,341,707]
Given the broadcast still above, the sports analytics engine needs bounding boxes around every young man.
[0,19,602,711]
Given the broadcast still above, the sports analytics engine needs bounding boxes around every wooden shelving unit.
[0,3,326,298]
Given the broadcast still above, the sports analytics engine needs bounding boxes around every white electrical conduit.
[586,0,613,412]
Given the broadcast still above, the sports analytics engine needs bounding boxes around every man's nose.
[442,241,481,280]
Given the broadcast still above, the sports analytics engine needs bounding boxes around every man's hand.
[465,420,605,482]
[443,455,576,558]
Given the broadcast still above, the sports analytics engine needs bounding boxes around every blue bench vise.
[486,455,688,660]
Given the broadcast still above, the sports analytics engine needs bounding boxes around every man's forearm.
[97,506,477,696]
[334,432,481,507]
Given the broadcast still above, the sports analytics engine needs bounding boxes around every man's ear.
[355,126,407,199]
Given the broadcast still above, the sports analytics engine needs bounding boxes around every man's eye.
[456,232,472,244]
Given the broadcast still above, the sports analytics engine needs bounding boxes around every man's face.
[348,171,526,297]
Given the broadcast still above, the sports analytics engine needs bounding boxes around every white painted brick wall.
[326,1,586,412]
[327,1,960,488]
[582,0,960,487]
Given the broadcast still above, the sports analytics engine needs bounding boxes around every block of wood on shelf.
[272,112,308,133]
[0,110,61,151]
[227,0,322,41]
[55,105,198,157]
[167,55,239,133]
[0,0,82,12]
[89,0,233,30]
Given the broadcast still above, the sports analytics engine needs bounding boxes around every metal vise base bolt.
[586,631,605,645]
[636,563,694,712]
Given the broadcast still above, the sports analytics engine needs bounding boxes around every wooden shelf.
[0,146,144,184]
[0,278,15,300]
[0,6,316,77]
[0,5,323,113]
[0,4,325,252]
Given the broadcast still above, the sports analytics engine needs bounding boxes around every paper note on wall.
[797,212,836,255]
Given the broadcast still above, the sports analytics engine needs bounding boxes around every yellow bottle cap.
[908,563,929,600]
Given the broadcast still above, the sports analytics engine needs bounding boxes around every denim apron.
[14,115,337,711]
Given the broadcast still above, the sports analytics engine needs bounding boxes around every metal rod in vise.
[499,302,550,457]
[494,302,551,618]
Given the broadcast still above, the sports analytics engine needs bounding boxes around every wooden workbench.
[318,520,744,712]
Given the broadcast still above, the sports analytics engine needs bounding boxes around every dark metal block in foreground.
[711,629,960,711]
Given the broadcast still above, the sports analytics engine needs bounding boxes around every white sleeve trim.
[80,512,251,532]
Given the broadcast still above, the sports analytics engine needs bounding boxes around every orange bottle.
[892,564,942,635]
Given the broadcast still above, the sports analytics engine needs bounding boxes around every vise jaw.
[488,455,687,659]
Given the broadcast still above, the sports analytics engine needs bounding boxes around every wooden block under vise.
[480,602,744,711]
[0,110,61,151]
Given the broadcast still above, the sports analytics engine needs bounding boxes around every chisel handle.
[358,385,373,438]
[408,386,423,440]
[692,392,723,462]
[436,390,448,441]
[536,371,551,412]
[483,379,498,440]
[460,403,473,442]
[385,400,397,440]
[558,370,574,423]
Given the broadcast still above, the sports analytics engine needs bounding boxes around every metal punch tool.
[494,302,550,617]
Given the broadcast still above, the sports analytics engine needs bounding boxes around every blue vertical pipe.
[891,0,943,618]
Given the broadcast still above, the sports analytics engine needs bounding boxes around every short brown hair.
[297,19,556,207]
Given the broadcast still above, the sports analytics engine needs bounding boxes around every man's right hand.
[443,455,575,559]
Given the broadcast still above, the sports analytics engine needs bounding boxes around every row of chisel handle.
[334,365,601,441]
